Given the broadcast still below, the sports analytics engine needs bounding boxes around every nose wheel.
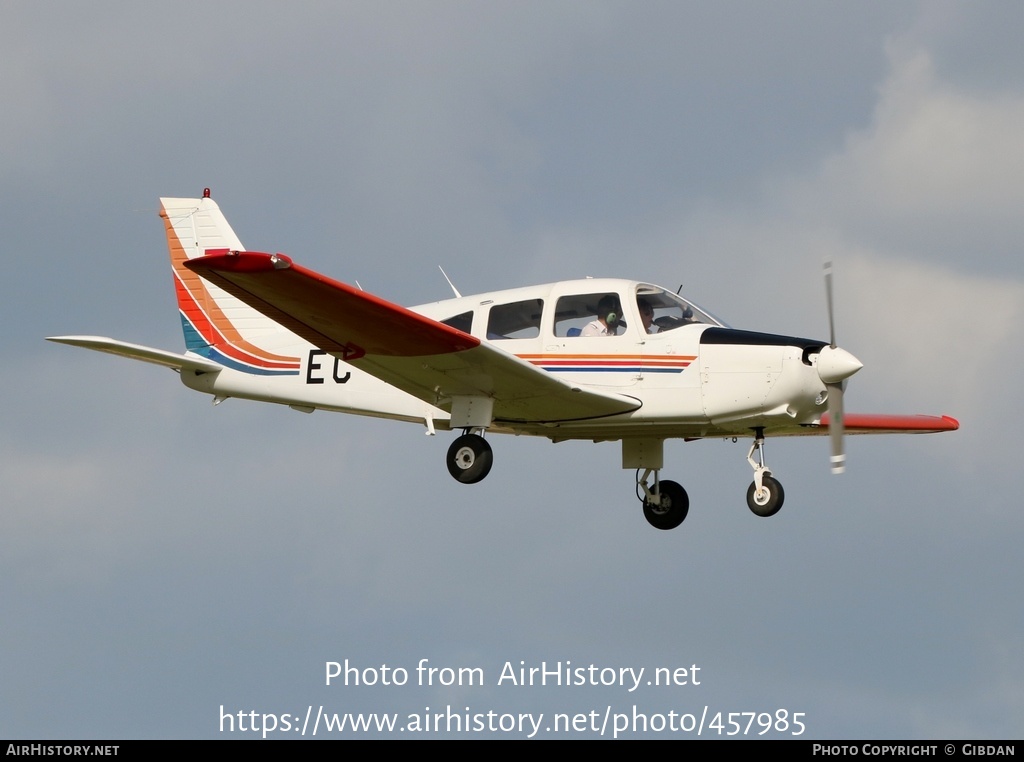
[746,475,784,516]
[746,428,785,517]
[446,432,493,484]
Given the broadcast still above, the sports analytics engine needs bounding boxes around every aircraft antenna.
[438,266,462,298]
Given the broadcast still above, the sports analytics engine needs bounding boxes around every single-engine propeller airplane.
[49,191,958,530]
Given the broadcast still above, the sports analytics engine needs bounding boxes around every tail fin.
[161,193,301,376]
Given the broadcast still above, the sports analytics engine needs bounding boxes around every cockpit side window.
[440,311,473,334]
[486,299,543,340]
[553,293,626,337]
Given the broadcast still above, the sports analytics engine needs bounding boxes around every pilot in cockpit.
[638,297,659,334]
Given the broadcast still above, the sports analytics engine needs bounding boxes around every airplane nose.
[816,345,863,384]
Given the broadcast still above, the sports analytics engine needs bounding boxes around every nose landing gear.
[746,428,785,517]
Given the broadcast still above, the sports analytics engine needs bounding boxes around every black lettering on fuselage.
[307,349,351,384]
[333,358,351,383]
[307,349,325,384]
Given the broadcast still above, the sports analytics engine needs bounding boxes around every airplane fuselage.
[179,276,831,442]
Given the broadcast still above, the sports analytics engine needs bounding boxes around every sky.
[2,1,1022,739]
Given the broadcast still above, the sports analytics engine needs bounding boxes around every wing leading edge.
[183,251,641,424]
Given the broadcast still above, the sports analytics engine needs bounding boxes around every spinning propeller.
[816,261,863,474]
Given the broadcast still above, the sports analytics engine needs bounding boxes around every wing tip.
[184,250,293,274]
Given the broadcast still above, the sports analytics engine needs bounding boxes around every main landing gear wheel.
[643,480,689,530]
[746,475,785,517]
[446,434,493,484]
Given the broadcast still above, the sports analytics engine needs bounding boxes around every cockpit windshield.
[635,284,727,332]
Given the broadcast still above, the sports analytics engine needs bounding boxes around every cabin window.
[440,311,473,334]
[486,299,543,340]
[553,293,626,337]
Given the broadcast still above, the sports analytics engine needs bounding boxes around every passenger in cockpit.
[581,295,621,336]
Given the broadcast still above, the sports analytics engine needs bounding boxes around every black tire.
[446,434,493,484]
[746,475,785,517]
[642,480,689,530]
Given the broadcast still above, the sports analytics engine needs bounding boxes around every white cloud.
[843,254,1023,412]
[849,50,1023,206]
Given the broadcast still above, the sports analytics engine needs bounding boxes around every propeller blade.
[822,260,851,474]
[827,382,846,474]
[824,259,836,348]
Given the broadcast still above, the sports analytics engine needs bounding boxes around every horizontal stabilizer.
[46,336,223,374]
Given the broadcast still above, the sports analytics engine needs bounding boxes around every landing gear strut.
[446,431,493,484]
[746,428,784,517]
[637,469,689,530]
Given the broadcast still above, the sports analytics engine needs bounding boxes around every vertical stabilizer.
[161,194,301,376]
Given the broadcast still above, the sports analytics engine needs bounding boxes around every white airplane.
[49,191,958,530]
